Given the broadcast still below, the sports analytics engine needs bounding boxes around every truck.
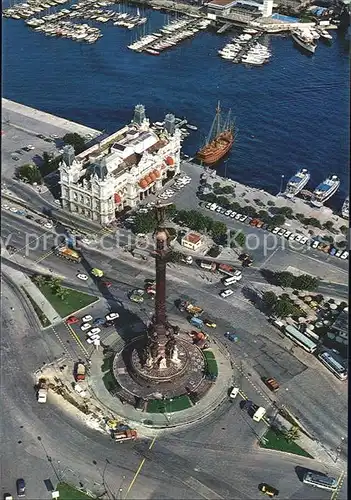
[190,317,204,328]
[188,330,209,349]
[199,260,216,271]
[54,245,81,263]
[113,429,137,442]
[263,377,279,392]
[217,263,235,275]
[179,301,203,316]
[37,378,48,403]
[74,362,86,382]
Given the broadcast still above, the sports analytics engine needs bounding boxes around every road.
[2,277,346,500]
[1,209,348,458]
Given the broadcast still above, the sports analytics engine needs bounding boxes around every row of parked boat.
[128,17,211,55]
[27,19,102,42]
[291,26,333,54]
[3,0,67,19]
[218,31,271,66]
[68,2,147,29]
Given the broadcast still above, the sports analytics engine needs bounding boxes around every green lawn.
[147,395,192,413]
[259,428,313,458]
[22,287,51,327]
[56,482,94,500]
[203,350,218,376]
[33,281,98,317]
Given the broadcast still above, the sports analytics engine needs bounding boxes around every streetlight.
[37,436,61,482]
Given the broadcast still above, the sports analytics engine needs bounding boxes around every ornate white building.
[58,105,182,225]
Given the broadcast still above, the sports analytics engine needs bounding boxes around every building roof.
[184,232,202,244]
[208,0,236,6]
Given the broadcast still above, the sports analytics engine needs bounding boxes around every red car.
[66,316,79,325]
[102,281,112,288]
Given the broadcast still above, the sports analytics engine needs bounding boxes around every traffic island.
[56,482,94,500]
[259,427,313,458]
[30,275,99,317]
[88,332,233,430]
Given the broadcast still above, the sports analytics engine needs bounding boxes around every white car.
[230,212,237,218]
[233,270,242,280]
[209,205,217,211]
[80,323,92,332]
[311,240,319,248]
[81,238,91,245]
[335,250,343,258]
[340,251,349,260]
[27,144,35,150]
[89,327,101,335]
[278,228,286,236]
[295,235,302,243]
[205,203,212,209]
[235,213,242,220]
[224,210,232,216]
[54,199,61,205]
[230,387,240,399]
[284,231,292,238]
[82,314,93,323]
[3,204,10,210]
[10,207,18,213]
[138,208,148,214]
[300,236,309,244]
[106,312,119,321]
[87,334,100,344]
[239,215,247,222]
[288,233,296,240]
[44,222,53,229]
[272,227,280,234]
[77,273,89,281]
[220,289,234,298]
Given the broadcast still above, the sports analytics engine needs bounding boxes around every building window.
[73,192,78,201]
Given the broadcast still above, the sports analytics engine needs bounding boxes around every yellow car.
[259,484,279,497]
[91,268,104,278]
[204,319,217,328]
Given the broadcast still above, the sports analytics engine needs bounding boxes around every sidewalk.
[88,330,233,430]
[2,263,62,325]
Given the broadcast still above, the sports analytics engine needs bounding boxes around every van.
[271,318,284,330]
[253,406,266,422]
[223,275,240,286]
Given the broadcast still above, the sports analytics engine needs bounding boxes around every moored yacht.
[291,29,317,54]
[311,175,340,207]
[284,168,310,198]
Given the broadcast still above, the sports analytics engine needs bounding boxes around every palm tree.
[56,288,68,301]
[32,275,47,288]
[284,426,300,443]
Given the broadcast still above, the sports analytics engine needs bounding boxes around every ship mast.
[206,101,221,146]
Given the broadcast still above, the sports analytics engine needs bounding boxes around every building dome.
[145,176,152,185]
[139,179,148,189]
[114,193,121,204]
[149,172,157,182]
[156,230,168,241]
[165,156,174,166]
[154,169,161,178]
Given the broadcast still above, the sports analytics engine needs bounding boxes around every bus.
[223,275,240,286]
[303,471,337,491]
[318,351,347,381]
[284,325,317,354]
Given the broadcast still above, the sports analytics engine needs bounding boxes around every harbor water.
[2,5,349,209]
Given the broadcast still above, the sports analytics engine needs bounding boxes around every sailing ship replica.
[197,102,235,165]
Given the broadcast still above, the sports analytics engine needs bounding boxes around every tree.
[32,274,47,287]
[339,225,348,235]
[16,164,42,184]
[270,214,286,226]
[258,210,270,222]
[273,299,299,318]
[211,220,227,244]
[165,204,177,220]
[221,185,234,194]
[262,291,278,309]
[213,182,221,190]
[274,271,294,288]
[284,426,300,444]
[63,132,86,154]
[40,152,62,177]
[56,288,68,301]
[295,213,305,221]
[337,240,347,248]
[277,206,293,218]
[230,230,246,248]
[133,213,157,234]
[216,196,231,209]
[323,220,334,231]
[230,202,242,212]
[267,200,275,207]
[306,217,321,229]
[292,274,319,291]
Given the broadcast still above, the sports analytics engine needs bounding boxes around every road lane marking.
[64,322,89,357]
[35,249,54,263]
[183,476,223,500]
[50,326,73,361]
[125,436,157,498]
[331,470,346,500]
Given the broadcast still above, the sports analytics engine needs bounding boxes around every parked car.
[224,210,232,216]
[259,484,279,497]
[93,318,105,326]
[66,316,79,325]
[230,211,237,218]
[89,327,101,335]
[239,215,247,222]
[229,387,239,399]
[235,213,242,220]
[220,289,234,298]
[311,240,320,249]
[329,247,337,256]
[284,231,292,238]
[106,312,119,321]
[263,377,280,392]
[340,251,349,260]
[278,228,286,236]
[16,479,26,497]
[335,250,343,258]
[272,227,280,234]
[77,273,89,281]
[300,236,309,244]
[82,314,93,323]
[80,323,92,332]
[288,233,296,240]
